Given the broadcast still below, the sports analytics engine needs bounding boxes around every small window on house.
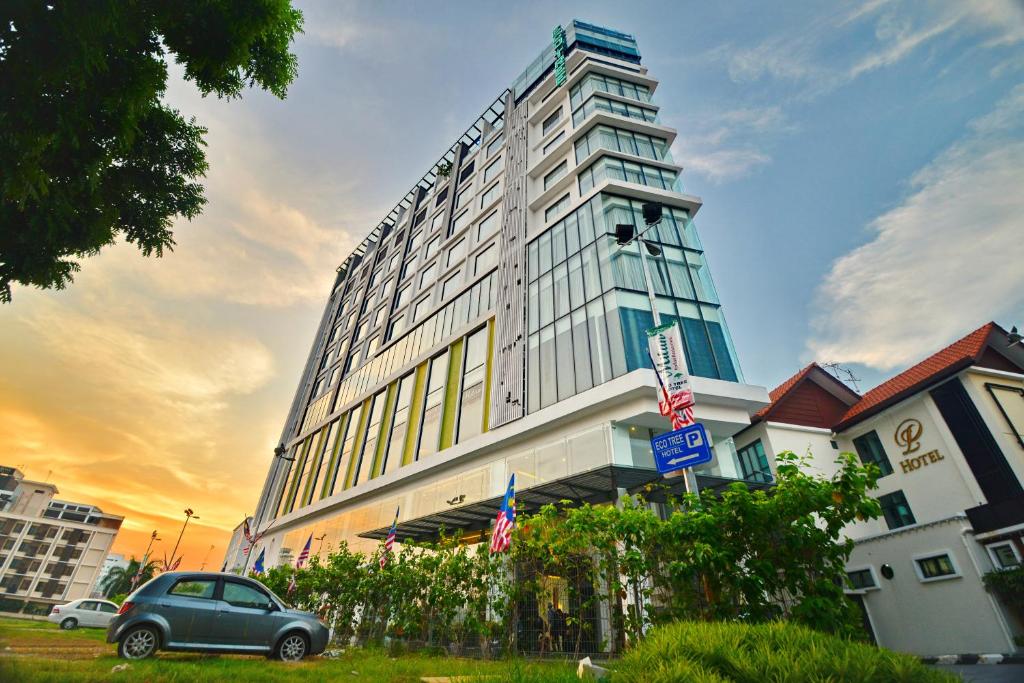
[878,490,916,529]
[987,542,1021,569]
[852,431,894,477]
[915,553,959,581]
[846,568,877,590]
[736,440,773,483]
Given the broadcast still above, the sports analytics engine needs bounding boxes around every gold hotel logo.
[894,418,923,455]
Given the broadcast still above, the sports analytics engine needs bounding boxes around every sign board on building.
[646,321,695,428]
[651,422,713,474]
[552,26,567,86]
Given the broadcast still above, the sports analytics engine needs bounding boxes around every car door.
[213,580,280,650]
[158,577,219,646]
[77,601,101,627]
[95,601,119,627]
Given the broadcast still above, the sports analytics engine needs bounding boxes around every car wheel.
[60,617,78,630]
[275,632,309,661]
[118,625,159,660]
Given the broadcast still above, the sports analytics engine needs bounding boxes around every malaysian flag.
[296,534,312,569]
[379,507,399,568]
[489,474,516,554]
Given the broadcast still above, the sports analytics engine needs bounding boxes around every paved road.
[935,664,1024,682]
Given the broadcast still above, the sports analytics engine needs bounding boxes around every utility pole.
[616,204,699,495]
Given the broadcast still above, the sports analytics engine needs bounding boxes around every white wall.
[851,517,1017,655]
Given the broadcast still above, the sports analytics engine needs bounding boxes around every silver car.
[106,571,328,661]
[48,598,120,629]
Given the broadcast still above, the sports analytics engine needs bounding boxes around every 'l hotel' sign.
[894,418,944,474]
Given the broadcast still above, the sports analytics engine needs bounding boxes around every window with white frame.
[476,211,499,242]
[441,272,462,300]
[474,243,498,275]
[451,210,471,235]
[419,261,437,289]
[447,238,466,267]
[412,296,432,322]
[542,107,562,136]
[486,133,504,158]
[845,567,878,590]
[425,236,441,259]
[430,211,446,233]
[484,155,504,183]
[986,541,1021,569]
[913,552,960,582]
[455,186,473,211]
[480,181,501,209]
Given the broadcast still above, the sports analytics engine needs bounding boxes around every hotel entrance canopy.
[358,465,771,542]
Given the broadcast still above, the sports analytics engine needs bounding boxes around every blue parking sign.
[651,423,713,474]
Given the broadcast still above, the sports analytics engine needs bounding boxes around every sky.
[1,0,1022,568]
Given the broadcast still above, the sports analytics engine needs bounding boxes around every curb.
[921,654,1024,665]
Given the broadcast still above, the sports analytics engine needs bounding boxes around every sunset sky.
[2,1,1022,568]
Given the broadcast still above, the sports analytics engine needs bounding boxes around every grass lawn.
[0,617,579,682]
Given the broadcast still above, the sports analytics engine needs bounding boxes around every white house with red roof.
[735,322,1024,656]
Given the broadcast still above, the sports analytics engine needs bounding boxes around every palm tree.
[100,557,159,597]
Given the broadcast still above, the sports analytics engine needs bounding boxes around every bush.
[611,621,957,683]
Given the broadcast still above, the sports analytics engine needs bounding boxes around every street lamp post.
[616,203,700,495]
[168,508,198,570]
[130,530,160,591]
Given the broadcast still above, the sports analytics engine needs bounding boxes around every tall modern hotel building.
[242,21,770,568]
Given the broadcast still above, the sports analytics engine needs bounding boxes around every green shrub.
[611,621,957,683]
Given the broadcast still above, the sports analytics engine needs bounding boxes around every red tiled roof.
[751,363,819,421]
[833,322,1001,431]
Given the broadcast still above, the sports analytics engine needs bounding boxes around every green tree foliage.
[99,557,160,597]
[254,452,881,654]
[0,1,303,302]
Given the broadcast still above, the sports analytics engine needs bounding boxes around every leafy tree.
[99,557,160,597]
[0,1,303,302]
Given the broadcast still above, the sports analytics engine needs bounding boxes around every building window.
[572,94,658,127]
[425,236,441,259]
[434,187,448,207]
[878,490,916,529]
[328,405,362,496]
[737,440,773,483]
[441,272,462,300]
[543,161,568,190]
[351,321,367,344]
[474,244,498,275]
[456,327,488,443]
[476,211,499,241]
[416,351,449,460]
[484,155,504,183]
[386,314,405,341]
[412,296,432,322]
[430,211,446,232]
[486,133,504,158]
[451,210,470,235]
[987,542,1022,569]
[364,336,379,360]
[419,261,437,289]
[914,552,960,581]
[373,307,387,327]
[846,567,878,590]
[408,230,424,253]
[569,72,651,111]
[542,130,566,156]
[542,107,562,136]
[352,389,387,487]
[852,431,894,477]
[480,181,501,209]
[574,124,669,164]
[455,186,473,211]
[380,373,415,477]
[544,194,571,222]
[414,208,427,226]
[447,238,467,267]
[577,156,677,194]
[458,160,475,182]
[394,284,412,310]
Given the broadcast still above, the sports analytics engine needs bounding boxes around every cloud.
[726,0,1024,97]
[670,106,793,182]
[807,84,1024,369]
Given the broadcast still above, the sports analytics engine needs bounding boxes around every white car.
[48,599,120,630]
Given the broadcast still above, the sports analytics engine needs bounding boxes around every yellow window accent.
[300,426,328,507]
[402,362,430,467]
[283,436,313,515]
[343,398,372,490]
[482,318,495,432]
[370,382,398,479]
[319,412,349,499]
[439,338,465,451]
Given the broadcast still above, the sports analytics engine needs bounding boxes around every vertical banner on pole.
[646,321,695,428]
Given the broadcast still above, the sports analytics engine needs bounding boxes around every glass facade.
[569,72,651,110]
[577,156,679,194]
[573,95,658,127]
[526,193,740,413]
[575,125,671,165]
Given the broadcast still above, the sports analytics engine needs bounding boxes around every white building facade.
[245,21,769,572]
[0,466,124,615]
[736,323,1024,656]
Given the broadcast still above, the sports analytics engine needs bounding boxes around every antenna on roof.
[821,362,862,393]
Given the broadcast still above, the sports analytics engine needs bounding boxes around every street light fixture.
[167,508,199,571]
